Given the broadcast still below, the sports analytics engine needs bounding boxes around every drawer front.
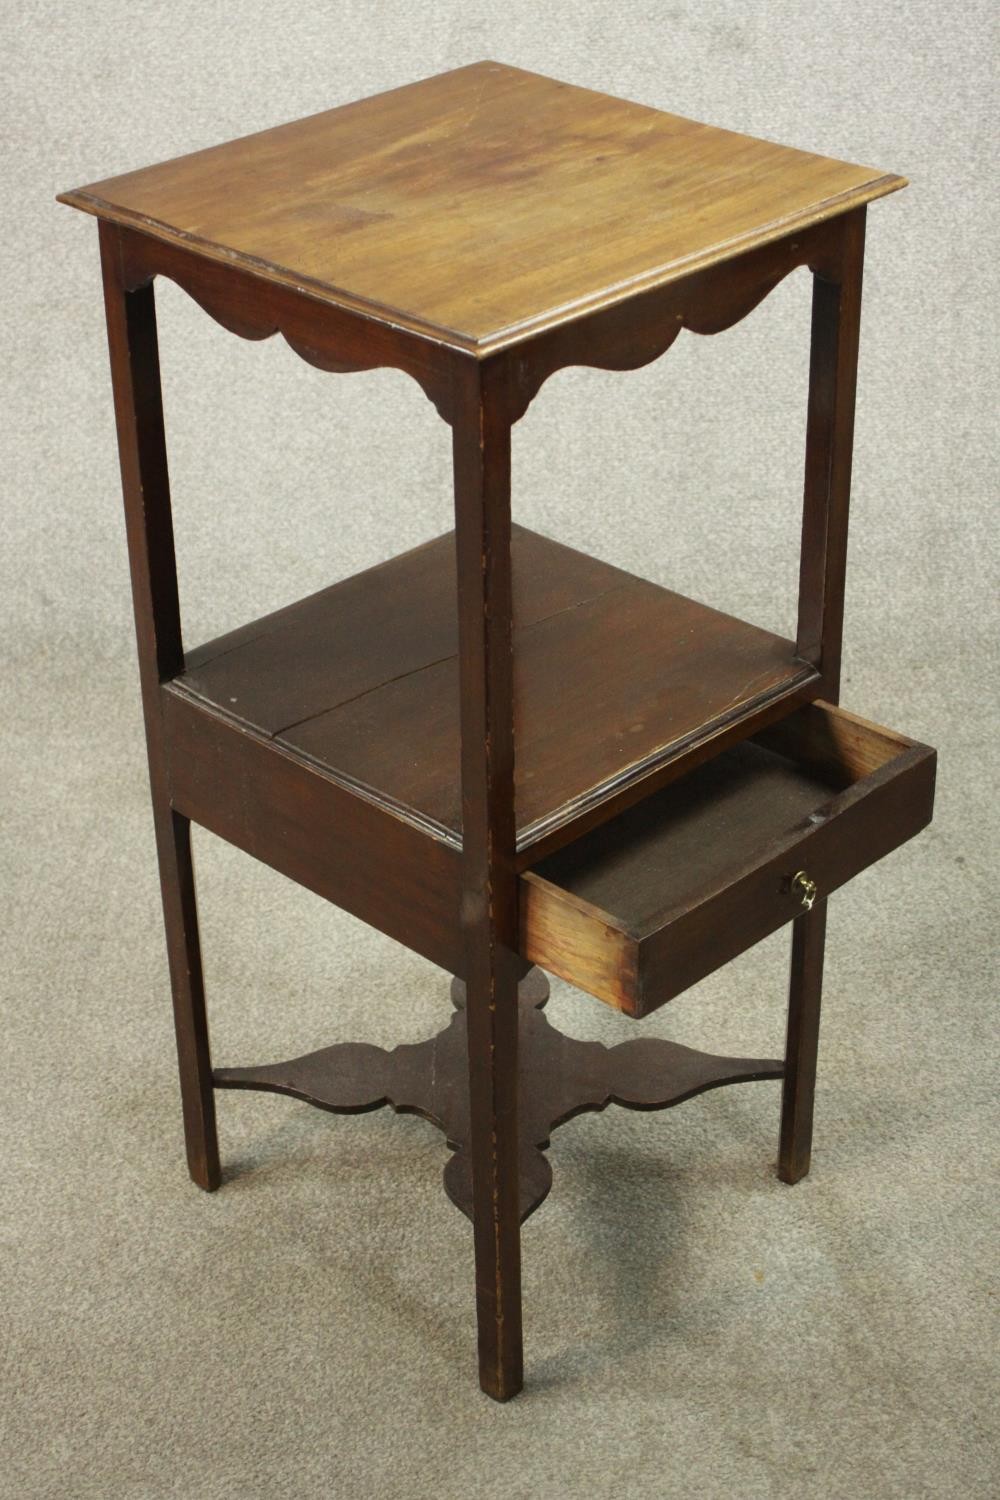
[635,742,936,1015]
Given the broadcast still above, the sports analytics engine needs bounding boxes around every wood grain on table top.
[58,61,905,353]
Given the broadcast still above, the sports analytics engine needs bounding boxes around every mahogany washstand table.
[59,61,936,1400]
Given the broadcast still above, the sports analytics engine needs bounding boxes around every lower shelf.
[522,702,936,1016]
[214,969,783,1223]
[173,523,815,859]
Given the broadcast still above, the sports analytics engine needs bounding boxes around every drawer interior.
[519,702,935,1016]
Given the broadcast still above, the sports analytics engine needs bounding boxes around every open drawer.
[519,702,936,1018]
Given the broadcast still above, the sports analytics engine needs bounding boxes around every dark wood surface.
[795,208,866,700]
[179,526,625,739]
[495,214,850,424]
[522,703,936,1016]
[59,61,904,353]
[779,901,828,1184]
[174,525,817,861]
[450,359,524,1400]
[100,223,220,1192]
[161,686,465,976]
[108,225,458,423]
[215,969,784,1223]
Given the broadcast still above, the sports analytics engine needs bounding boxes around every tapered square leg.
[99,221,219,1192]
[153,808,220,1191]
[778,899,828,1184]
[452,358,523,1399]
[464,948,524,1400]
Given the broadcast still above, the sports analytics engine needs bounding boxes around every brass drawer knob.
[791,870,818,911]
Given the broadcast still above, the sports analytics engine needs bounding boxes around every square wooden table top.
[59,60,904,353]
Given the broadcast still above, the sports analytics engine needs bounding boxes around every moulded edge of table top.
[56,61,907,356]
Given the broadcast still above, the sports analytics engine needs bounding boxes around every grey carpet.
[2,3,997,1497]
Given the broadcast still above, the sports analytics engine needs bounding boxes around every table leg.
[795,206,866,701]
[153,808,219,1191]
[99,221,219,1191]
[452,360,523,1400]
[778,898,828,1184]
